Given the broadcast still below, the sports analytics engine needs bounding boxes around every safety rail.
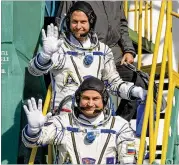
[28,84,52,164]
[124,0,179,164]
[124,0,153,70]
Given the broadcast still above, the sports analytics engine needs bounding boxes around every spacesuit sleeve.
[102,44,135,100]
[116,122,137,164]
[22,116,64,148]
[28,50,66,76]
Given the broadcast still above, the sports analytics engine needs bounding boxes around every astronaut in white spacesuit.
[22,77,142,164]
[28,1,147,111]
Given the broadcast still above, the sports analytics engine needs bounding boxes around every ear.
[75,91,81,107]
[103,89,109,106]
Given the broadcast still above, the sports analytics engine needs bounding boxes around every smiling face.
[70,10,90,41]
[79,90,104,118]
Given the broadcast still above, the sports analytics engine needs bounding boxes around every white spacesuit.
[22,77,143,164]
[23,112,139,164]
[22,77,141,164]
[28,2,146,111]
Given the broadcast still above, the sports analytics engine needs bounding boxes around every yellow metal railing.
[125,0,179,164]
[161,1,174,163]
[124,0,153,70]
[28,84,52,164]
[124,0,128,19]
[137,0,143,70]
[138,1,179,164]
[150,1,152,43]
[137,1,167,163]
[134,0,138,31]
[144,1,148,40]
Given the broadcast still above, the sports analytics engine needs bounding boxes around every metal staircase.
[124,0,179,164]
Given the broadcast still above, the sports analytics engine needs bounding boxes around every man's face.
[79,90,104,118]
[70,10,90,41]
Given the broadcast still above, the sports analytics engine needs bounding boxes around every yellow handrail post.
[161,1,174,164]
[129,6,151,12]
[137,0,143,70]
[28,148,38,165]
[161,79,174,164]
[137,1,166,164]
[48,145,53,164]
[144,1,148,40]
[134,0,138,31]
[28,84,52,164]
[124,0,128,19]
[149,91,154,163]
[150,1,153,42]
[152,0,172,160]
[171,11,179,18]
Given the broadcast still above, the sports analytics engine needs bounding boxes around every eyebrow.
[81,95,101,99]
[71,19,88,22]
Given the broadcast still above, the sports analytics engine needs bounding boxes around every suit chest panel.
[52,54,105,86]
[61,121,117,164]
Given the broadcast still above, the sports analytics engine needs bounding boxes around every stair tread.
[129,28,154,53]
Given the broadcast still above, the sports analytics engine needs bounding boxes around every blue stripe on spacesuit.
[22,126,40,145]
[101,129,116,134]
[66,51,78,56]
[66,51,104,56]
[93,51,104,56]
[127,85,135,100]
[117,82,126,97]
[34,53,52,71]
[22,134,37,146]
[23,125,41,139]
[67,127,79,132]
[66,127,116,134]
[53,117,65,144]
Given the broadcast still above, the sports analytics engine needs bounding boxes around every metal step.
[129,28,154,53]
[130,118,165,163]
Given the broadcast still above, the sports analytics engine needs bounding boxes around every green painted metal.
[1,44,23,164]
[129,28,154,53]
[1,1,45,163]
[127,1,154,53]
[1,2,13,43]
[166,87,179,164]
[173,123,179,164]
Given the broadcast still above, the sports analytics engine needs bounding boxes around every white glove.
[42,23,63,58]
[23,97,52,136]
[131,86,147,101]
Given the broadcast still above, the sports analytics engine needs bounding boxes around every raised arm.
[22,98,64,148]
[28,24,63,76]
